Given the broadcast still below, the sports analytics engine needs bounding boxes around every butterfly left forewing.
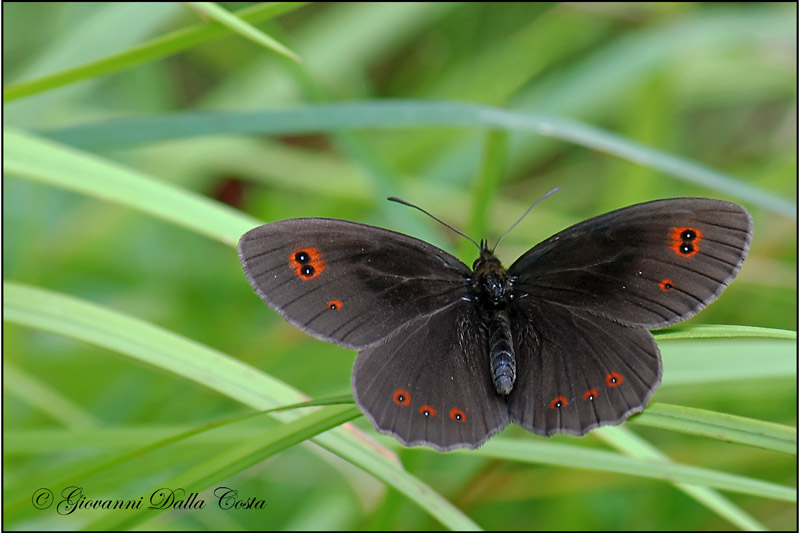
[239,218,471,349]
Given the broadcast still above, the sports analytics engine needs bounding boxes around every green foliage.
[3,2,796,531]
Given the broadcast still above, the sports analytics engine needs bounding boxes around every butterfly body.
[238,198,752,451]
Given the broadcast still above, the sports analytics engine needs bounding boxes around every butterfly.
[238,196,752,451]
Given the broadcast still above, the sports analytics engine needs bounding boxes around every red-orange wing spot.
[328,300,342,311]
[669,227,702,257]
[392,389,411,406]
[583,389,598,401]
[549,396,568,409]
[605,372,623,387]
[289,247,327,280]
[449,408,466,422]
[418,405,437,417]
[660,279,674,292]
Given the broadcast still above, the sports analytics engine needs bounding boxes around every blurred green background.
[3,2,796,531]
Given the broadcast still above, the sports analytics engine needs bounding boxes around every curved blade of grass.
[660,338,796,385]
[3,362,100,429]
[185,2,300,62]
[84,405,360,530]
[3,128,258,246]
[3,2,308,102]
[458,130,508,262]
[594,426,767,531]
[655,324,796,341]
[2,405,354,521]
[2,282,481,531]
[631,403,796,454]
[37,101,794,217]
[473,439,795,502]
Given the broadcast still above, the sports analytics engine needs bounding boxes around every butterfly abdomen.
[487,310,516,395]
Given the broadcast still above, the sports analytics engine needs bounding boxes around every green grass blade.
[474,439,795,502]
[3,2,308,102]
[458,130,509,261]
[3,128,258,246]
[655,324,796,340]
[595,427,767,531]
[185,2,300,62]
[84,405,360,530]
[660,338,796,385]
[38,102,794,217]
[631,404,796,454]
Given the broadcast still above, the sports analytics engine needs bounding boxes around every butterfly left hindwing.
[352,300,509,451]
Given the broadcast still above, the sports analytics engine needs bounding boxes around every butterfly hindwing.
[238,218,471,349]
[352,300,510,451]
[508,300,661,435]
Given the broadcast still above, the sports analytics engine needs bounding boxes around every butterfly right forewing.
[508,198,752,329]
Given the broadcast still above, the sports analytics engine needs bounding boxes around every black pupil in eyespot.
[683,230,696,240]
[295,252,310,263]
[301,265,315,277]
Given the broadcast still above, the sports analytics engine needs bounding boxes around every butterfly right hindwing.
[508,299,661,436]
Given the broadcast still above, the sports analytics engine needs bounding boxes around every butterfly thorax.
[472,246,513,307]
[472,245,517,396]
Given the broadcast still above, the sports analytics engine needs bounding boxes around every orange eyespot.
[669,227,702,257]
[449,408,466,422]
[392,389,411,406]
[606,372,623,387]
[583,389,598,401]
[660,279,674,292]
[550,396,568,409]
[419,405,437,417]
[289,247,326,280]
[328,300,342,311]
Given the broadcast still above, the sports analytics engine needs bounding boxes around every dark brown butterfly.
[238,198,752,451]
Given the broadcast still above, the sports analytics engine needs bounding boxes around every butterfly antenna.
[492,187,561,251]
[388,197,482,250]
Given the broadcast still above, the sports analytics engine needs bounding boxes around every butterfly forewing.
[509,198,752,328]
[238,218,471,349]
